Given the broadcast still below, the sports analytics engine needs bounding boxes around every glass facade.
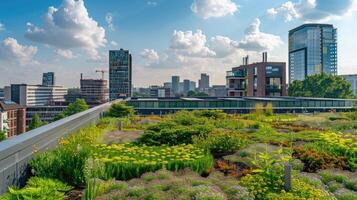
[289,24,337,83]
[109,49,132,100]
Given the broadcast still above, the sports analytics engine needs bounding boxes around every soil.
[102,130,144,144]
[66,188,83,200]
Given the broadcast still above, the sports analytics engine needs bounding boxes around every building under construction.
[80,74,109,107]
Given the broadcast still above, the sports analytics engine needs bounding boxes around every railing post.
[284,163,292,192]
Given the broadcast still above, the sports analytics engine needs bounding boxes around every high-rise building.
[289,24,337,83]
[190,81,196,92]
[0,100,26,138]
[341,74,357,95]
[80,74,109,107]
[149,86,171,98]
[227,53,287,97]
[183,80,190,95]
[171,76,180,96]
[109,49,132,100]
[0,88,4,100]
[198,73,209,93]
[42,72,55,86]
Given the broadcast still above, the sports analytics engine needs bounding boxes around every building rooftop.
[289,23,334,34]
[0,100,24,111]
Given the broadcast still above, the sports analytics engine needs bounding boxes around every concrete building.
[190,81,196,92]
[25,106,66,126]
[209,85,227,97]
[149,86,171,98]
[6,84,67,107]
[198,73,209,93]
[80,74,109,107]
[0,88,4,101]
[183,80,190,95]
[65,88,81,103]
[171,76,180,96]
[227,53,287,97]
[289,24,337,83]
[341,74,357,95]
[42,72,55,86]
[109,49,132,100]
[0,100,26,138]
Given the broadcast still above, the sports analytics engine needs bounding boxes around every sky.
[0,0,356,88]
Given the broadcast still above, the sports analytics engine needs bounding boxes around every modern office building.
[190,81,196,92]
[109,49,132,100]
[80,74,109,107]
[42,72,56,86]
[65,88,81,103]
[0,88,4,101]
[227,53,287,97]
[198,73,210,93]
[209,85,227,97]
[183,80,190,95]
[25,105,66,126]
[341,74,357,95]
[289,24,337,83]
[149,86,171,98]
[171,76,180,96]
[0,100,26,138]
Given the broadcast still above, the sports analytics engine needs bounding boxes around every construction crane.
[95,69,108,80]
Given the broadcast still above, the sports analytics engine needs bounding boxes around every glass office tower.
[109,49,132,100]
[171,76,180,96]
[289,24,337,83]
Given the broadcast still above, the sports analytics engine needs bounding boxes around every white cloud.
[105,13,115,31]
[140,49,160,63]
[25,0,106,60]
[0,37,38,65]
[210,36,237,57]
[170,30,216,57]
[237,18,283,52]
[110,41,118,46]
[0,23,5,31]
[147,1,158,6]
[191,0,238,19]
[54,49,76,59]
[268,0,357,22]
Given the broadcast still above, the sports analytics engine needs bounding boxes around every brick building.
[0,101,26,138]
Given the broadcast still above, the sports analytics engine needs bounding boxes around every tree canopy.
[29,114,47,131]
[288,73,355,99]
[187,90,209,97]
[107,102,135,118]
[0,130,6,141]
[54,98,89,121]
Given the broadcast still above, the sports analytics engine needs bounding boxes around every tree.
[0,130,6,141]
[55,98,89,120]
[107,102,135,118]
[29,114,46,130]
[288,73,355,99]
[187,90,209,97]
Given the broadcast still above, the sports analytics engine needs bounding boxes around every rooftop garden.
[1,102,356,200]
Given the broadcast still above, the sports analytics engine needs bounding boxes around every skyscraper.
[171,76,180,96]
[198,73,209,93]
[109,49,132,100]
[289,24,337,83]
[183,79,190,95]
[42,72,55,86]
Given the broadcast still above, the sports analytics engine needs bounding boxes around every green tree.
[55,98,89,120]
[107,102,135,118]
[0,130,6,141]
[288,73,355,99]
[29,114,45,130]
[187,90,209,97]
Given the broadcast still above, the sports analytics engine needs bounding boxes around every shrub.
[193,130,249,155]
[107,102,135,118]
[91,143,213,180]
[253,103,264,115]
[265,103,273,116]
[192,110,227,120]
[293,146,349,172]
[0,177,72,200]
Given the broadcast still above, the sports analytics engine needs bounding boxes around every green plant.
[265,103,273,116]
[0,177,72,200]
[91,143,213,180]
[193,130,249,155]
[55,98,89,120]
[0,130,6,141]
[29,114,47,130]
[253,103,264,115]
[107,102,135,118]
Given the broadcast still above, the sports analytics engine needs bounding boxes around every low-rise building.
[341,74,357,95]
[209,85,227,97]
[80,76,109,107]
[227,53,287,97]
[0,100,26,138]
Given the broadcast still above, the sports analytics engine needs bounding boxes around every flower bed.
[91,143,213,180]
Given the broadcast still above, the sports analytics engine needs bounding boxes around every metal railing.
[0,100,120,194]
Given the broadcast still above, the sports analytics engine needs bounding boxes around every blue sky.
[0,0,356,87]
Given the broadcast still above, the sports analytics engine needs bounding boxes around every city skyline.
[0,0,357,88]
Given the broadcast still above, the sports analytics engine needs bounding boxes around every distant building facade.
[289,24,337,83]
[190,81,196,92]
[171,76,180,96]
[227,53,287,97]
[0,88,4,100]
[42,72,55,86]
[209,85,227,97]
[0,101,26,138]
[149,86,171,98]
[183,80,190,95]
[341,74,357,95]
[109,49,132,100]
[199,73,209,93]
[80,75,109,106]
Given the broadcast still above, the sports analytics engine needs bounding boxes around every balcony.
[226,70,247,78]
[265,85,281,92]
